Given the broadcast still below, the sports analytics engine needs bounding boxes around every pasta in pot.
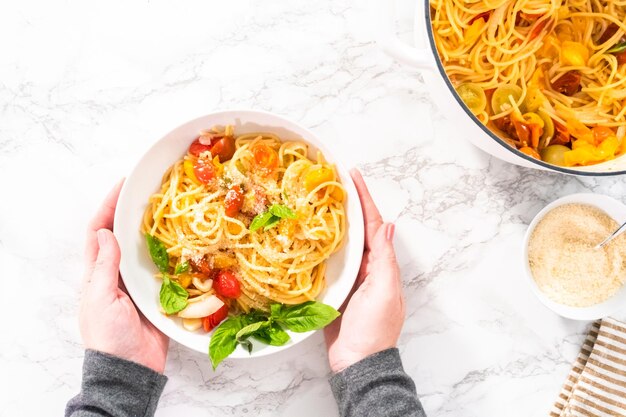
[432,0,626,166]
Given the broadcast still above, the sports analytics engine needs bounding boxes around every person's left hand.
[80,181,169,373]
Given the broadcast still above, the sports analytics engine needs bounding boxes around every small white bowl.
[113,110,364,358]
[522,193,626,320]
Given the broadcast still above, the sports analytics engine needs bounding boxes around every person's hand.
[324,169,405,373]
[80,181,169,373]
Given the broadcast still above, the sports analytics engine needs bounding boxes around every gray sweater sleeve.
[329,348,426,417]
[65,349,168,417]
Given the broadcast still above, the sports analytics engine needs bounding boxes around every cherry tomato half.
[189,138,212,157]
[203,303,229,332]
[210,137,236,162]
[252,144,278,174]
[190,257,213,276]
[214,270,241,299]
[193,159,216,184]
[224,185,244,217]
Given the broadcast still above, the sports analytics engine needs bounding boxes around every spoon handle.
[595,220,626,249]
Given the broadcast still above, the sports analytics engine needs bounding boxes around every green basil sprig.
[159,275,188,315]
[249,204,297,232]
[208,301,340,369]
[146,234,169,273]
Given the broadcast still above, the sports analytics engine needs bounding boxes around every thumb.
[90,229,121,295]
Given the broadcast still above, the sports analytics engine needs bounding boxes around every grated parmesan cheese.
[528,204,626,307]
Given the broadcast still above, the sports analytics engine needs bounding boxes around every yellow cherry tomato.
[561,41,589,66]
[184,159,200,184]
[304,167,334,192]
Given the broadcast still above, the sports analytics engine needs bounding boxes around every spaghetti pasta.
[431,0,626,166]
[142,125,346,329]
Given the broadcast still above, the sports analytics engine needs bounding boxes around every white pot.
[373,0,626,176]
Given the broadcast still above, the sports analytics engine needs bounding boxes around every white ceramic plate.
[522,193,626,320]
[113,110,364,358]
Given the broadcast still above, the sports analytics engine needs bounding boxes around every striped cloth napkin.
[552,318,626,417]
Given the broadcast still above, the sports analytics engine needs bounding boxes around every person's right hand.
[324,169,405,373]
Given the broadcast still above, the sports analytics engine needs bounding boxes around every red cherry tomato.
[189,138,212,157]
[210,137,236,162]
[214,270,241,299]
[190,257,213,276]
[193,159,216,184]
[224,185,244,217]
[203,303,229,332]
[252,144,278,175]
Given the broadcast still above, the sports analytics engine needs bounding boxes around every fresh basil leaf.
[174,260,189,275]
[270,303,282,318]
[146,234,169,273]
[608,41,626,54]
[159,275,188,315]
[250,211,274,232]
[269,204,297,219]
[273,301,340,333]
[236,320,270,341]
[263,215,281,231]
[254,322,291,346]
[209,316,245,370]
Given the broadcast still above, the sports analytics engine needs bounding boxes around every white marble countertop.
[3,1,626,416]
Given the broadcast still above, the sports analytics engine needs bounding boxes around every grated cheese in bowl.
[528,203,626,308]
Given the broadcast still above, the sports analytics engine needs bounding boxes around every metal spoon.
[595,220,626,249]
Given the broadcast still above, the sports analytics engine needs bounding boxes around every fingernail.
[97,229,107,246]
[386,223,395,241]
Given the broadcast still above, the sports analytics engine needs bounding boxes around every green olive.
[540,145,570,166]
[537,109,555,147]
[455,83,487,114]
[491,85,524,114]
